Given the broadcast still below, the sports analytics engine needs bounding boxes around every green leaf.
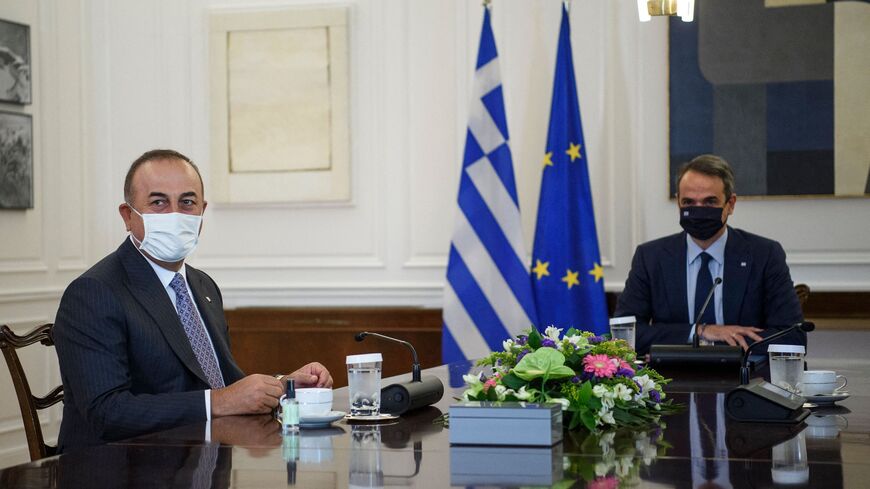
[580,409,597,431]
[500,372,526,390]
[513,347,575,381]
[528,329,542,349]
[577,381,593,404]
[565,327,579,337]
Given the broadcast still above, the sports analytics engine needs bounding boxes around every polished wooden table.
[2,361,869,488]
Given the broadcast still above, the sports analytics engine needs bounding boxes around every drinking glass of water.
[768,344,805,394]
[346,353,383,417]
[609,316,636,350]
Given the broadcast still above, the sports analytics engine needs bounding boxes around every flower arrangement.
[461,327,680,431]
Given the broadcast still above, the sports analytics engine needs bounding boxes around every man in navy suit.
[54,149,333,451]
[615,155,805,355]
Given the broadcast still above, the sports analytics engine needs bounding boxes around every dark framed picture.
[0,18,31,105]
[0,111,33,209]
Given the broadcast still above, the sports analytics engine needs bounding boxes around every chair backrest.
[0,323,63,460]
[795,283,810,309]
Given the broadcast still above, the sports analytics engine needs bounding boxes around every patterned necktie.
[695,252,717,326]
[169,273,225,388]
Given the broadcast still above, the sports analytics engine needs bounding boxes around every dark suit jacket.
[54,239,245,452]
[615,227,805,354]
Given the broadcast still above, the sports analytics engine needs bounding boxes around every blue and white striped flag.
[442,7,538,370]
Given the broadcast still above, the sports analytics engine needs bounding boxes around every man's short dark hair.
[124,149,203,203]
[675,154,736,201]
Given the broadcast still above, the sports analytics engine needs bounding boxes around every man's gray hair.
[675,154,736,201]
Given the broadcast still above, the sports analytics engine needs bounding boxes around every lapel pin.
[205,296,212,303]
[740,262,747,267]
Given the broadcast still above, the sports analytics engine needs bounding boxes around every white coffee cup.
[798,370,847,397]
[296,388,333,417]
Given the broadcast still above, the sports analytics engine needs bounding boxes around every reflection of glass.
[349,425,384,489]
[805,413,848,439]
[771,430,809,485]
[282,432,300,486]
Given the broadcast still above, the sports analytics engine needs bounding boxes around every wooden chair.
[795,283,810,309]
[0,323,63,460]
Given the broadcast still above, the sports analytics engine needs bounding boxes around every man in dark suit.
[54,149,333,452]
[615,154,804,355]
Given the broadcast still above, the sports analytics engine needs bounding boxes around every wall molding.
[0,288,64,304]
[190,256,386,270]
[0,261,50,274]
[787,251,870,265]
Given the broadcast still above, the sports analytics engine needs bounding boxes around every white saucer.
[299,411,346,428]
[344,413,399,422]
[805,392,849,406]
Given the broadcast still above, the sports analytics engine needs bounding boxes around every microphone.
[693,277,723,347]
[356,331,421,381]
[738,321,815,385]
[355,332,444,415]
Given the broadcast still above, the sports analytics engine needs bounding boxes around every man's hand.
[700,325,764,350]
[287,362,333,388]
[211,374,283,417]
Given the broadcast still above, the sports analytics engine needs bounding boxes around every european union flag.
[530,5,608,335]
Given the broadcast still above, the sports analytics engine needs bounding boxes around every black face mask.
[679,206,725,241]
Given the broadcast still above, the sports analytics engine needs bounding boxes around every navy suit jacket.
[614,227,805,355]
[54,239,245,451]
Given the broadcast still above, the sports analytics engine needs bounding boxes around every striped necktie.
[169,273,225,388]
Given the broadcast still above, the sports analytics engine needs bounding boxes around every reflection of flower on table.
[562,427,671,488]
[462,326,681,430]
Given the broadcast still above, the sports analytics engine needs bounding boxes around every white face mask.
[128,204,203,262]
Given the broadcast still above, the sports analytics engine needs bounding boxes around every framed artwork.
[668,0,869,198]
[0,111,33,209]
[0,18,31,105]
[209,6,350,204]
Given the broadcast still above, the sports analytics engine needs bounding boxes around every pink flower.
[618,359,635,375]
[588,476,619,489]
[483,378,498,392]
[583,354,617,378]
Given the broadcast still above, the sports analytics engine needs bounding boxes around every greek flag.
[442,7,538,369]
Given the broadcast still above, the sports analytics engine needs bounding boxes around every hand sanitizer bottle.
[280,379,300,433]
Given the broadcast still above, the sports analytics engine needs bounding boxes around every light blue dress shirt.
[686,229,727,340]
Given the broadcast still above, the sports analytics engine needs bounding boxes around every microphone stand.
[693,277,722,348]
[356,331,421,382]
[355,331,444,415]
[738,321,815,385]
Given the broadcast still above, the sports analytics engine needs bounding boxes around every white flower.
[502,339,515,351]
[544,325,562,341]
[633,374,656,393]
[592,384,614,399]
[613,383,633,402]
[463,373,482,386]
[553,397,570,411]
[594,462,610,477]
[565,334,585,347]
[494,384,508,398]
[514,385,534,400]
[598,406,616,425]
